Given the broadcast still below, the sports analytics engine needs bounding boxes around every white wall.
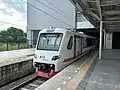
[27,29,33,46]
[77,21,94,29]
[27,0,75,30]
[106,33,113,49]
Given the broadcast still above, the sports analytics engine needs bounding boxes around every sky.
[0,0,27,32]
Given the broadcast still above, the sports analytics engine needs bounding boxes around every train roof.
[40,27,95,39]
[40,27,68,33]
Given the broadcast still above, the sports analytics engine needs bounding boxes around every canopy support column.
[103,30,106,49]
[74,6,77,32]
[99,21,103,59]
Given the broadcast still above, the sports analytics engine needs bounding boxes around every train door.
[77,36,82,56]
[74,35,82,58]
[79,37,82,55]
[76,36,79,56]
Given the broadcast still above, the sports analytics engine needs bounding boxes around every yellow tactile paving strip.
[67,52,98,90]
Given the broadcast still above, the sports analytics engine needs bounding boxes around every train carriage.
[33,27,95,78]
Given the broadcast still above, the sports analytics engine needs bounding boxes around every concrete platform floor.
[0,49,34,66]
[76,49,120,90]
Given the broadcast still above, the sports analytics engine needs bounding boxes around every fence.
[0,41,28,51]
[0,39,38,51]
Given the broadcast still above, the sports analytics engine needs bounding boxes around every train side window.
[67,36,73,50]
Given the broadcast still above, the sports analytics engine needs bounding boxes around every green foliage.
[0,30,8,42]
[0,27,27,43]
[0,43,28,51]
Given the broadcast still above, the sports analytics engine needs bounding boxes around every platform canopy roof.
[70,0,120,32]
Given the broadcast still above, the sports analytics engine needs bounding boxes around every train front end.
[33,28,63,78]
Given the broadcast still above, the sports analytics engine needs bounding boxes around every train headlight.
[33,62,37,68]
[52,55,61,61]
[34,54,37,59]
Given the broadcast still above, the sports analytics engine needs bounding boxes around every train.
[33,27,96,78]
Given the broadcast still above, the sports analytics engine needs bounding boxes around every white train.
[33,27,96,78]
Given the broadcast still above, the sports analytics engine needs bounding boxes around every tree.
[0,27,27,50]
[7,27,26,43]
[0,30,8,43]
[0,27,27,43]
[8,27,26,42]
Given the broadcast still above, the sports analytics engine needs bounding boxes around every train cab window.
[37,33,63,51]
[67,36,73,50]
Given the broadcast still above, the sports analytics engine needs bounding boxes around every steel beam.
[101,4,120,7]
[105,24,120,26]
[88,8,98,11]
[88,0,96,3]
[96,0,102,20]
[86,10,101,21]
[103,20,120,23]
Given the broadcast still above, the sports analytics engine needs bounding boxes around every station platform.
[0,49,35,86]
[35,49,120,90]
[0,48,34,66]
[76,49,120,90]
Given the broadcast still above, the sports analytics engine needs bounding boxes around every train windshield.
[37,33,63,51]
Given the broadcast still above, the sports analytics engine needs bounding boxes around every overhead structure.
[70,0,120,59]
[70,0,120,32]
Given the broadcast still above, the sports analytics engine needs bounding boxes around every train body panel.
[33,27,96,78]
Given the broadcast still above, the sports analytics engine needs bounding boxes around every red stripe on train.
[64,57,74,62]
[64,51,81,62]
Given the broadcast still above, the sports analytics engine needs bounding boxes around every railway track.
[12,77,48,90]
[0,74,48,90]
